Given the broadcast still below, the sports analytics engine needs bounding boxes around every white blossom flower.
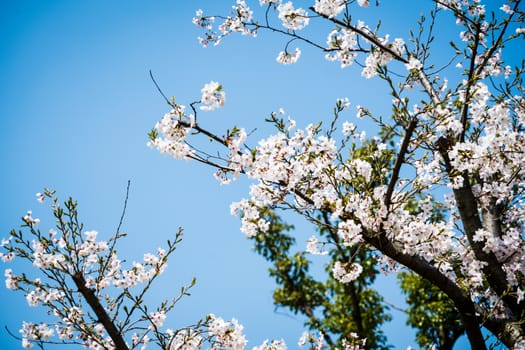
[298,331,314,347]
[332,261,363,283]
[149,311,167,329]
[84,230,98,242]
[1,236,11,247]
[193,9,214,30]
[277,2,310,30]
[342,122,356,136]
[200,81,226,111]
[325,28,358,67]
[253,339,287,350]
[352,159,372,182]
[314,0,346,18]
[338,220,362,246]
[233,1,253,23]
[207,314,247,350]
[260,0,282,5]
[5,268,18,289]
[405,57,422,71]
[23,211,40,226]
[337,97,350,110]
[169,329,203,350]
[500,4,514,14]
[306,235,328,255]
[94,323,105,337]
[276,48,301,64]
[1,251,14,262]
[35,193,45,203]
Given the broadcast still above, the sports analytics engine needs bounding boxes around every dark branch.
[360,231,488,350]
[384,118,418,210]
[72,273,129,350]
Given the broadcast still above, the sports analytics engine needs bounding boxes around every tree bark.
[72,272,129,350]
[437,138,524,326]
[360,232,488,350]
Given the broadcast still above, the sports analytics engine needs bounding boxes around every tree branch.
[436,138,524,337]
[360,231,488,350]
[384,118,418,210]
[459,21,481,142]
[71,272,129,350]
[310,7,442,106]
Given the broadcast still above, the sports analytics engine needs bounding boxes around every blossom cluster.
[7,192,340,350]
[305,235,328,256]
[1,191,180,350]
[19,322,55,349]
[192,0,415,78]
[313,0,368,18]
[152,0,525,346]
[147,104,195,160]
[325,26,358,68]
[152,70,524,330]
[168,328,203,350]
[200,81,226,111]
[298,331,366,350]
[193,1,256,48]
[153,89,389,285]
[195,0,412,77]
[436,0,486,18]
[332,261,363,283]
[276,48,301,64]
[276,2,310,30]
[207,314,247,350]
[314,0,346,18]
[193,0,378,68]
[361,35,405,78]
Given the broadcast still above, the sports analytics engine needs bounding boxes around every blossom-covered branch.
[150,1,525,348]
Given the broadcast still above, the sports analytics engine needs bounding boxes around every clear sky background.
[1,1,510,349]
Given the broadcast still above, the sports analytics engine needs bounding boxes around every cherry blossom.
[207,314,247,350]
[314,0,346,18]
[169,329,203,350]
[404,57,422,71]
[157,1,525,347]
[276,48,301,64]
[357,0,369,7]
[332,261,363,283]
[325,27,358,68]
[277,2,310,30]
[5,1,525,349]
[200,81,226,111]
[2,190,206,350]
[306,235,328,255]
[253,339,287,350]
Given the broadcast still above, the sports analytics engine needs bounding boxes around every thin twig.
[4,325,83,348]
[149,70,172,105]
[116,180,131,235]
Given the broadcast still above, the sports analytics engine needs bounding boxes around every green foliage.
[251,208,326,315]
[148,128,158,141]
[321,250,391,350]
[399,271,464,350]
[397,190,463,349]
[248,107,466,349]
[251,208,391,350]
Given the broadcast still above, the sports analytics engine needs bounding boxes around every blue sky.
[0,1,495,349]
